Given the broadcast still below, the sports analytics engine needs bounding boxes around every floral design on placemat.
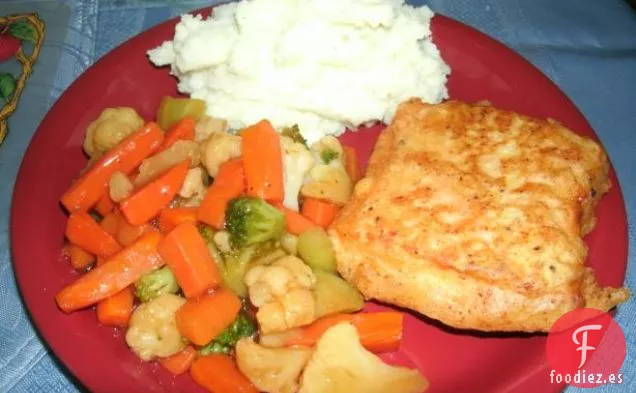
[0,13,44,145]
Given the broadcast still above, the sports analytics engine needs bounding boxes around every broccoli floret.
[134,266,180,302]
[199,312,256,355]
[225,197,286,248]
[320,148,339,164]
[281,124,307,147]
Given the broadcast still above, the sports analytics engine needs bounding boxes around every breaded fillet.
[329,99,629,332]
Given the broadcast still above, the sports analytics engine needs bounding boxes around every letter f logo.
[572,324,602,369]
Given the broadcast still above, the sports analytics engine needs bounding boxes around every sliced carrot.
[66,212,122,258]
[61,122,164,212]
[159,207,198,234]
[159,345,197,376]
[191,355,258,393]
[301,198,341,228]
[94,189,115,216]
[96,286,134,327]
[64,244,95,271]
[267,312,404,353]
[344,146,362,183]
[100,210,121,237]
[210,158,246,192]
[176,289,242,345]
[120,160,189,226]
[55,232,164,313]
[274,204,316,235]
[158,117,195,152]
[117,219,157,247]
[197,158,245,229]
[158,222,221,298]
[241,120,284,202]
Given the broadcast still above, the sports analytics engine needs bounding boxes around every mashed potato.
[148,0,449,144]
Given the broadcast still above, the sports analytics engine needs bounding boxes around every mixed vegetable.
[55,99,426,393]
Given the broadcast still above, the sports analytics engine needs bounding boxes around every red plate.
[11,12,627,393]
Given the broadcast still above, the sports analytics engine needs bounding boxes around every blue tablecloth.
[1,0,635,392]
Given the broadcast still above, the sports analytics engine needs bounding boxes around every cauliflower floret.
[178,167,207,206]
[281,136,316,211]
[200,131,241,177]
[84,107,144,158]
[195,115,228,142]
[125,293,186,361]
[244,256,316,333]
[301,136,352,205]
[236,338,313,393]
[299,323,429,393]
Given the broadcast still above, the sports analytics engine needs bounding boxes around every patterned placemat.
[0,13,44,145]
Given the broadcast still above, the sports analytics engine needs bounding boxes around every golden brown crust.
[329,99,629,332]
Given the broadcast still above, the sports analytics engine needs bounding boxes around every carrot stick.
[100,210,121,237]
[158,222,221,298]
[158,345,197,376]
[120,160,189,226]
[66,212,122,258]
[241,120,284,202]
[274,204,316,235]
[63,244,95,271]
[191,355,258,393]
[158,117,195,152]
[55,232,164,313]
[96,286,134,327]
[94,189,115,216]
[211,158,246,192]
[159,207,198,234]
[61,122,164,212]
[344,146,362,183]
[117,219,157,247]
[176,289,242,345]
[301,198,341,228]
[197,158,245,229]
[266,312,404,353]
